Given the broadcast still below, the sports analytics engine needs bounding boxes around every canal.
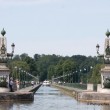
[0,86,110,110]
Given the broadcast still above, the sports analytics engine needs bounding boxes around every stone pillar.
[97,84,101,92]
[96,30,110,93]
[87,84,93,91]
[0,29,10,92]
[99,65,110,93]
[101,74,104,88]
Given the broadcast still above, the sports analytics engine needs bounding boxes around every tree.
[10,61,29,71]
[24,56,37,73]
[13,55,20,61]
[9,60,30,80]
[7,53,102,83]
[89,64,103,84]
[62,59,76,73]
[47,65,55,80]
[20,53,28,61]
[34,54,40,61]
[36,54,60,81]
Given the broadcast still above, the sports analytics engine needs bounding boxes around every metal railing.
[61,83,87,90]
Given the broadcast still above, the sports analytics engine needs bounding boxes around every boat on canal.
[42,80,51,86]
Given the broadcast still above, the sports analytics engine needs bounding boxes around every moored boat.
[42,80,50,86]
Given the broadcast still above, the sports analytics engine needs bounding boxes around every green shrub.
[0,81,8,88]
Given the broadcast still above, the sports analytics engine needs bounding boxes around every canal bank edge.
[52,84,81,99]
[52,84,110,105]
[78,92,110,105]
[0,84,41,102]
[0,92,34,102]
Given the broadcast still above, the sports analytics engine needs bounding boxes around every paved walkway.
[53,84,83,92]
[16,85,40,92]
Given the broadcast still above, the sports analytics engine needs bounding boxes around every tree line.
[7,53,103,84]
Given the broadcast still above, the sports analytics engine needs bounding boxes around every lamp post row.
[52,66,93,84]
[10,66,39,89]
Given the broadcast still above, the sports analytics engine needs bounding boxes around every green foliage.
[71,55,87,67]
[89,64,103,84]
[13,55,20,61]
[35,54,60,81]
[0,81,7,87]
[62,59,76,73]
[20,53,28,61]
[7,53,102,83]
[34,54,40,61]
[47,65,55,79]
[10,60,30,71]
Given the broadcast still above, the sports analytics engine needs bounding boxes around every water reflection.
[0,102,13,110]
[0,101,33,110]
[35,93,60,95]
[0,86,110,110]
[102,105,110,110]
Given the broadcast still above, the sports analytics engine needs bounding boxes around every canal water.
[0,86,110,110]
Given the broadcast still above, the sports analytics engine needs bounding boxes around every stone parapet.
[0,92,34,102]
[78,92,110,104]
[87,84,93,91]
[97,84,101,92]
[52,84,82,98]
[0,84,42,102]
[52,84,110,105]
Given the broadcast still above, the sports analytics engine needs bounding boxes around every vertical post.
[72,72,74,83]
[75,70,78,83]
[101,74,104,88]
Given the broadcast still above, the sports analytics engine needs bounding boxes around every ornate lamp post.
[11,43,15,53]
[7,43,15,59]
[96,44,100,55]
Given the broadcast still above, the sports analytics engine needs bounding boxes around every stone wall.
[53,84,110,105]
[78,92,110,104]
[87,84,93,91]
[0,92,34,102]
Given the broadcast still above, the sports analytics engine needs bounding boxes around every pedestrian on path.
[31,81,34,87]
[9,77,14,92]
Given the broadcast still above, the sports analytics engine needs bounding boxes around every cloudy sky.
[0,0,110,57]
